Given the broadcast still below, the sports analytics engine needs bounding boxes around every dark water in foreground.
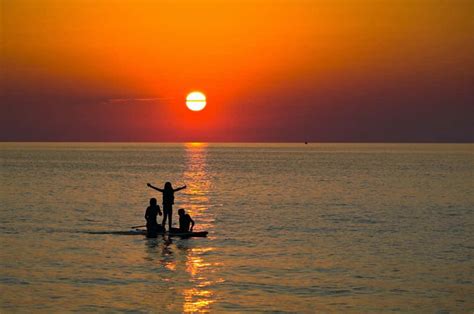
[1,143,473,312]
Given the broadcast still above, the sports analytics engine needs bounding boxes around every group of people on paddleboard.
[144,182,195,237]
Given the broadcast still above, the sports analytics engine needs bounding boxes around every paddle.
[131,225,146,229]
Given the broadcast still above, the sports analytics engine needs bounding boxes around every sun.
[186,91,206,111]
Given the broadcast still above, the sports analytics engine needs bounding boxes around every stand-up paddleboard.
[85,229,208,237]
[134,229,208,238]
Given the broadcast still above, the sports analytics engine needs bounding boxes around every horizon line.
[1,141,473,144]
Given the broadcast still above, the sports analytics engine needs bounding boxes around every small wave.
[0,277,30,285]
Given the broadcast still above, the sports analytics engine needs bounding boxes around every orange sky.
[2,0,473,141]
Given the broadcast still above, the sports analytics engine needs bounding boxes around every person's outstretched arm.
[147,183,164,192]
[174,185,187,192]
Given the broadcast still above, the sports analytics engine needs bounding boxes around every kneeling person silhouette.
[145,198,164,238]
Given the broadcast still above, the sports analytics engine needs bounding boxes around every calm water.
[1,143,473,312]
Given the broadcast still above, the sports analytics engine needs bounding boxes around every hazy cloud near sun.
[102,97,173,104]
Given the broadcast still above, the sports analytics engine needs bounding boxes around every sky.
[1,0,473,142]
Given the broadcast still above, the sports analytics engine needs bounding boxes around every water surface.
[1,143,473,312]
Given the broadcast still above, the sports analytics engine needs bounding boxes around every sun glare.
[186,92,206,111]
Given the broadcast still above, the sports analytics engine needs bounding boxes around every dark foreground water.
[1,143,473,312]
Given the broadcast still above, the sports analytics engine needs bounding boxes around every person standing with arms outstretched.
[147,182,186,231]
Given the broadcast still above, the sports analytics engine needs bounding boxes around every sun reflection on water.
[181,143,216,313]
[181,248,216,312]
[183,143,212,222]
[183,288,214,313]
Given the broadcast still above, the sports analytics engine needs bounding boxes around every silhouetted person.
[178,208,195,232]
[147,182,186,231]
[145,198,163,238]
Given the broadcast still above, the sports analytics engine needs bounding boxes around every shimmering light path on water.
[1,143,473,312]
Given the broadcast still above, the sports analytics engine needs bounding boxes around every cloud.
[102,97,172,104]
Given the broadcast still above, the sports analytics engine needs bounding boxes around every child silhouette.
[147,182,186,231]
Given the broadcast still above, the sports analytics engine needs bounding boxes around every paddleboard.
[135,229,208,238]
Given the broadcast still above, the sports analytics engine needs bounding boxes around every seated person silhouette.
[145,198,163,238]
[170,208,195,233]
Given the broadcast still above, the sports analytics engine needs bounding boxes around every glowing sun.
[186,91,206,111]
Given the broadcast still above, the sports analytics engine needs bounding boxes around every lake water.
[1,143,473,312]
